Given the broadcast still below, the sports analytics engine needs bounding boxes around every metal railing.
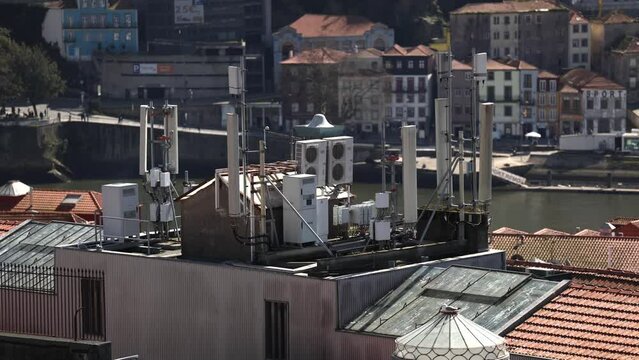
[0,264,106,341]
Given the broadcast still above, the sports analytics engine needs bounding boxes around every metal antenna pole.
[241,42,249,218]
[447,50,454,207]
[471,55,479,209]
[381,117,387,191]
[149,101,154,168]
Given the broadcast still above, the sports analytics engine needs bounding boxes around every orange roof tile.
[452,59,472,70]
[492,226,529,235]
[452,0,562,15]
[609,217,639,226]
[506,276,639,360]
[0,188,102,221]
[501,58,537,70]
[570,11,588,25]
[538,70,558,79]
[383,44,434,57]
[534,228,570,236]
[281,47,348,65]
[487,59,516,71]
[287,14,378,38]
[613,36,639,54]
[600,11,636,25]
[561,68,625,90]
[0,219,23,237]
[490,233,639,272]
[560,84,578,93]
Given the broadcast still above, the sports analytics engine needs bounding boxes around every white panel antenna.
[164,105,179,174]
[139,105,149,175]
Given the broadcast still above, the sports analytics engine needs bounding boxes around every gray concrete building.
[450,0,570,74]
[591,12,639,74]
[436,58,474,135]
[609,36,639,106]
[560,0,639,17]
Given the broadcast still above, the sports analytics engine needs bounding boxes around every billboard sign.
[133,63,158,74]
[174,0,204,24]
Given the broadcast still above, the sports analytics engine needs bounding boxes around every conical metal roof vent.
[306,114,334,128]
[0,180,31,197]
[393,305,510,360]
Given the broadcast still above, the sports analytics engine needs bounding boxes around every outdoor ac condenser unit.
[295,139,327,186]
[325,136,354,185]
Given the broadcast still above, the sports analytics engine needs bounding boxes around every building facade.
[559,0,639,17]
[568,11,591,70]
[337,48,387,136]
[479,60,520,138]
[591,12,639,74]
[503,59,539,135]
[450,0,569,74]
[537,71,560,139]
[559,84,583,135]
[280,48,348,129]
[132,0,272,94]
[42,0,139,61]
[382,45,434,141]
[273,14,394,91]
[561,68,627,134]
[608,36,639,106]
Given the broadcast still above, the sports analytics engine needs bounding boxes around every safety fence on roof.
[0,263,106,341]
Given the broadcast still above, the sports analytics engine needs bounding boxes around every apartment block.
[479,60,520,138]
[609,36,639,105]
[569,11,591,70]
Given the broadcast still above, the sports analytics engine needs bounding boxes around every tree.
[0,27,65,115]
[12,42,65,115]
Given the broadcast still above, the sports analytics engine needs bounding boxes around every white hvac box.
[371,220,391,241]
[325,136,354,185]
[333,205,350,225]
[316,196,330,241]
[375,192,390,209]
[295,139,327,186]
[102,183,139,241]
[283,174,317,245]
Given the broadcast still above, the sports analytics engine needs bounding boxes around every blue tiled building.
[42,0,138,61]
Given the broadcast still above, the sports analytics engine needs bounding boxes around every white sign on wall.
[174,0,204,24]
[133,63,158,75]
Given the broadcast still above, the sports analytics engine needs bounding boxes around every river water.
[37,179,639,233]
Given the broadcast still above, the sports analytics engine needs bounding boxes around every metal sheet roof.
[0,220,97,268]
[345,265,565,337]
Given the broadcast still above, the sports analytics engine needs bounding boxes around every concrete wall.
[559,133,617,151]
[0,334,111,360]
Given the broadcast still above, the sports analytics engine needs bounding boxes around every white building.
[568,11,591,70]
[479,60,521,138]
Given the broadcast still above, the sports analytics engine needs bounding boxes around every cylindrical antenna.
[226,112,241,217]
[479,102,494,207]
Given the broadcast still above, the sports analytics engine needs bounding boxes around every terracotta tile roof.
[538,70,558,79]
[570,11,588,25]
[487,58,516,71]
[281,47,348,65]
[287,14,378,38]
[0,211,88,224]
[559,84,578,93]
[561,68,625,90]
[383,44,434,57]
[574,228,602,236]
[490,233,639,272]
[0,189,102,222]
[0,219,23,237]
[534,228,571,236]
[348,48,383,59]
[501,58,537,70]
[506,280,639,360]
[600,11,636,25]
[492,226,529,235]
[613,36,639,54]
[609,217,639,226]
[452,59,472,70]
[452,0,562,15]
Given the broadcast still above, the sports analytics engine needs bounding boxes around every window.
[395,107,403,117]
[601,98,608,110]
[306,103,314,113]
[454,89,462,97]
[291,103,299,113]
[539,80,546,91]
[396,60,402,69]
[504,16,510,24]
[599,119,611,133]
[549,94,556,105]
[631,58,637,68]
[493,16,500,25]
[581,39,588,47]
[419,60,425,69]
[407,93,415,103]
[465,89,471,97]
[614,118,623,131]
[125,14,132,27]
[385,61,392,69]
[418,93,426,103]
[587,99,594,109]
[572,54,580,63]
[113,15,119,28]
[504,86,512,101]
[371,96,379,105]
[514,31,518,39]
[572,39,579,48]
[524,74,532,88]
[125,31,132,41]
[536,15,541,24]
[505,71,512,81]
[492,48,500,58]
[371,109,379,120]
[581,24,587,32]
[465,106,471,114]
[539,109,545,120]
[550,109,557,120]
[504,105,513,116]
[487,86,495,101]
[504,31,510,40]
[81,278,104,337]
[454,105,462,115]
[418,77,425,91]
[113,32,120,41]
[539,94,545,105]
[493,32,500,40]
[573,24,579,33]
[465,72,472,81]
[396,93,403,103]
[524,90,532,103]
[488,72,494,81]
[549,80,556,92]
[615,98,622,109]
[581,53,588,63]
[407,107,415,118]
[265,301,288,360]
[408,61,414,69]
[418,107,426,117]
[504,47,510,56]
[407,78,415,92]
[386,106,392,117]
[395,78,403,91]
[525,15,531,24]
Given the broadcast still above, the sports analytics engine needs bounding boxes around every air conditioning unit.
[295,139,327,186]
[325,136,354,185]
